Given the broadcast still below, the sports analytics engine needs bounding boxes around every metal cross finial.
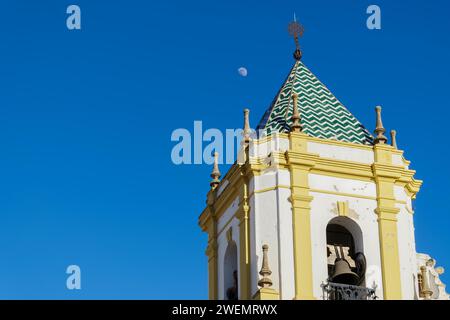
[288,16,304,60]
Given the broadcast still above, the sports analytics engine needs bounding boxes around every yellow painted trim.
[204,213,218,300]
[238,211,250,299]
[337,201,349,217]
[250,132,289,145]
[206,241,218,299]
[373,144,403,299]
[310,189,409,203]
[314,158,374,179]
[237,175,251,299]
[404,205,414,215]
[199,127,423,301]
[214,191,240,221]
[216,216,234,238]
[252,288,280,300]
[306,135,374,151]
[226,227,233,242]
[249,185,290,198]
[264,150,377,182]
[309,188,377,201]
[251,130,374,151]
[311,170,374,183]
[287,132,315,300]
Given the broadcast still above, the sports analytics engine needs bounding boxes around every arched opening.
[326,217,365,287]
[223,241,238,300]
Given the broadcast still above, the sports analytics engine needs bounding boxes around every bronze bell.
[332,258,359,285]
[331,245,360,285]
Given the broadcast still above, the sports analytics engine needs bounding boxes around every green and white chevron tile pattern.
[256,61,373,145]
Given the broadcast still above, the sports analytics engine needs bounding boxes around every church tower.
[198,20,448,300]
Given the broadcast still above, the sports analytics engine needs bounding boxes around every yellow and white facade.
[198,48,448,300]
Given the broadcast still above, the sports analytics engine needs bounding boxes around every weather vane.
[288,13,304,60]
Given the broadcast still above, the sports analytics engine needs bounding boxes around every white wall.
[251,169,295,299]
[274,171,295,299]
[249,134,290,159]
[395,186,417,299]
[250,171,281,296]
[217,197,240,300]
[216,137,419,300]
[308,141,374,164]
[308,174,384,299]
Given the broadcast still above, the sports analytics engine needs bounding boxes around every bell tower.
[198,20,448,300]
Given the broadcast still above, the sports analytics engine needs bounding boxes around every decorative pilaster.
[373,143,402,299]
[237,177,251,299]
[286,131,317,300]
[205,234,218,299]
[204,191,218,299]
[337,201,349,217]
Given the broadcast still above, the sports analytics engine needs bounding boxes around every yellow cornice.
[402,156,411,167]
[285,150,319,168]
[198,207,211,231]
[200,162,421,228]
[372,163,404,180]
[248,185,290,198]
[394,167,422,199]
[315,157,374,180]
[200,164,251,232]
[200,134,422,230]
[309,188,377,200]
[258,151,377,181]
[254,132,375,151]
[214,184,240,217]
[251,132,289,145]
[391,148,405,156]
[405,177,423,199]
[252,133,416,167]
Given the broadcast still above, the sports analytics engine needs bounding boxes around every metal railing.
[321,282,377,300]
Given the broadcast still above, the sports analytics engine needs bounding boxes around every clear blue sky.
[0,0,449,299]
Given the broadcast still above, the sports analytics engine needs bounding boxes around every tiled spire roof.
[256,61,373,145]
